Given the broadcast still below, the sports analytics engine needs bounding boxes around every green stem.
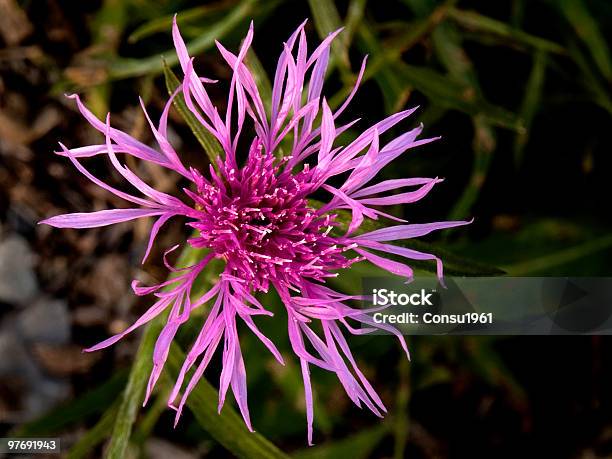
[104,320,163,459]
[67,401,120,459]
[393,358,411,459]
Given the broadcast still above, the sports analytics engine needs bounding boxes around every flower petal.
[40,208,165,229]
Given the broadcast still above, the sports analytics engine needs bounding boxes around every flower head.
[41,17,469,443]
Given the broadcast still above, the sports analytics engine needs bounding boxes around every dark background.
[1,0,611,457]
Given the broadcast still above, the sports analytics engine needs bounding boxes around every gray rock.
[0,330,37,378]
[17,298,70,345]
[0,235,38,304]
[23,377,70,422]
[0,328,70,422]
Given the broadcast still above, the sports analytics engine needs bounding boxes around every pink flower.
[41,17,469,444]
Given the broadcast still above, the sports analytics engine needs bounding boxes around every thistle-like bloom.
[42,18,469,443]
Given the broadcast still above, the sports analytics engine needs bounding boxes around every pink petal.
[41,208,165,229]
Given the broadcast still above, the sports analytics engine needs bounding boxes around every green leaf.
[67,401,120,459]
[106,0,255,81]
[447,116,496,221]
[514,49,547,166]
[396,63,521,130]
[104,318,163,459]
[447,7,566,55]
[127,2,235,44]
[132,386,171,446]
[379,0,459,59]
[392,359,410,459]
[421,17,498,221]
[356,23,413,113]
[163,60,224,166]
[501,233,612,275]
[166,343,289,459]
[557,0,612,80]
[292,424,388,459]
[308,0,351,74]
[567,40,612,115]
[344,0,368,47]
[357,21,523,130]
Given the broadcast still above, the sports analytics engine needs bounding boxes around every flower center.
[185,140,352,291]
